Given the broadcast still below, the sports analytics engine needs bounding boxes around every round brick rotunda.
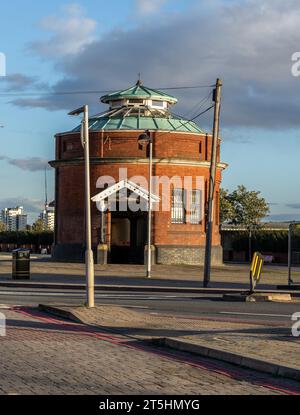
[50,81,227,265]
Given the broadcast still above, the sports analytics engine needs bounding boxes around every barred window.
[171,189,186,224]
[190,190,202,224]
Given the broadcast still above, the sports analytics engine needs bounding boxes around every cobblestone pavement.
[0,307,300,395]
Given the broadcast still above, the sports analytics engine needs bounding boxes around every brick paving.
[0,308,299,395]
[57,305,300,370]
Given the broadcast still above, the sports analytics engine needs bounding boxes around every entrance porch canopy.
[91,179,160,211]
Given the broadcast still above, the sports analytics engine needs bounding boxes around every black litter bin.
[12,249,30,280]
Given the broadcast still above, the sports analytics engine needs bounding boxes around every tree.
[220,189,234,224]
[0,221,6,232]
[220,185,270,261]
[32,218,45,232]
[226,185,270,228]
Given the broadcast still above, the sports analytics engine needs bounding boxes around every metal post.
[147,139,153,278]
[288,223,293,286]
[249,227,252,263]
[83,105,95,308]
[100,210,106,245]
[203,78,222,288]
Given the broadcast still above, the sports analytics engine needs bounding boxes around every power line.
[154,103,215,140]
[190,104,215,122]
[184,90,213,120]
[159,85,214,90]
[0,84,214,98]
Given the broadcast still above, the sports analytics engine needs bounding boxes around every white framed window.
[151,100,165,108]
[127,99,144,106]
[190,190,202,224]
[111,100,124,108]
[171,189,186,224]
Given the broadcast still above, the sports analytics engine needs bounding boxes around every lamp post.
[138,131,153,278]
[69,105,95,308]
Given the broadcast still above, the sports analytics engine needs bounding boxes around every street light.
[138,131,153,279]
[68,105,95,308]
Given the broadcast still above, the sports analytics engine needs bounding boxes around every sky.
[0,0,300,223]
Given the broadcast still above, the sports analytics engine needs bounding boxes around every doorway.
[110,213,147,264]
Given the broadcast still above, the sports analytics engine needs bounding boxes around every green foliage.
[220,189,234,223]
[220,185,270,227]
[32,218,46,232]
[0,231,53,245]
[226,230,289,253]
[0,222,5,232]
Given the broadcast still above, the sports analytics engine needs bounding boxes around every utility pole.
[203,78,222,288]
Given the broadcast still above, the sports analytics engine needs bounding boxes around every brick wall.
[156,245,223,266]
[52,129,225,263]
[56,130,221,163]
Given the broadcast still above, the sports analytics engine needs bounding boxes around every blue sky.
[0,0,300,223]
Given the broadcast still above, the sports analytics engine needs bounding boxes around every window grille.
[171,189,186,224]
[190,190,202,224]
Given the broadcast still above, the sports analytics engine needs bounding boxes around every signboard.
[250,252,264,293]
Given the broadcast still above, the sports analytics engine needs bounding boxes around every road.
[0,286,299,325]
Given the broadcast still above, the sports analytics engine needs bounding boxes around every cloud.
[0,197,44,215]
[136,0,168,15]
[286,203,300,210]
[30,3,97,58]
[11,0,300,131]
[9,98,54,109]
[0,73,37,91]
[267,213,300,222]
[0,156,51,171]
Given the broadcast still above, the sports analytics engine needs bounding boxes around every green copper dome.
[101,80,178,105]
[73,113,203,133]
[72,82,204,134]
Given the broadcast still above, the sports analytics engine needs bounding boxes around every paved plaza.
[0,254,298,290]
[1,307,300,395]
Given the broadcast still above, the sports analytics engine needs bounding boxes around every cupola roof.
[101,80,178,105]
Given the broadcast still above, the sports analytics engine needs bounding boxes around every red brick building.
[50,82,226,264]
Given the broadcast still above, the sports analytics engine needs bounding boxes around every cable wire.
[0,84,214,98]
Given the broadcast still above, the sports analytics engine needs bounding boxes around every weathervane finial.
[136,73,142,86]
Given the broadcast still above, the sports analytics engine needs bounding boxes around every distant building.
[0,206,27,231]
[39,203,55,231]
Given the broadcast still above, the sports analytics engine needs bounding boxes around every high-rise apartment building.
[0,206,27,231]
[39,204,55,231]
